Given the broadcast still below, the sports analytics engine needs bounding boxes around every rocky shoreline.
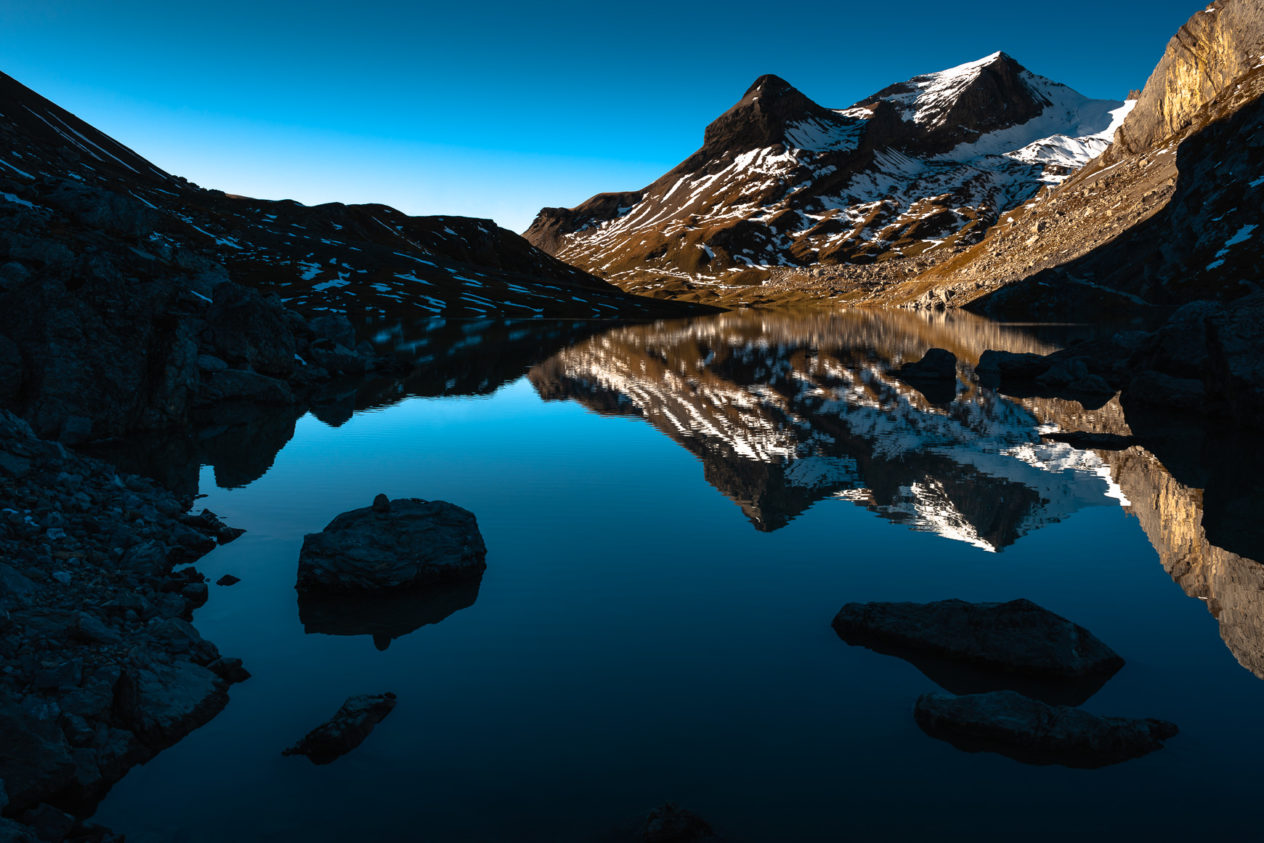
[975,292,1264,427]
[0,410,247,842]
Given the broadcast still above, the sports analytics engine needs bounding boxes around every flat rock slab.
[283,693,397,765]
[915,691,1178,768]
[832,598,1124,680]
[297,496,486,593]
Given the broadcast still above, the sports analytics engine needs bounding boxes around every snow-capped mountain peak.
[525,53,1130,293]
[874,51,1019,127]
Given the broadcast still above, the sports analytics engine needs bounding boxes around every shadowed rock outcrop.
[0,411,247,835]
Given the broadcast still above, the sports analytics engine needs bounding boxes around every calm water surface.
[96,310,1264,840]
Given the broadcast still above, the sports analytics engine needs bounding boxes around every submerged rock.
[832,598,1124,680]
[643,803,719,843]
[296,496,487,593]
[914,691,1178,767]
[282,693,398,765]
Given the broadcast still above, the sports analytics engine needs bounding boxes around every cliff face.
[1113,0,1264,157]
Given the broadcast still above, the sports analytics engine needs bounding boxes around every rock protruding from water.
[297,497,487,593]
[914,691,1178,767]
[832,598,1124,680]
[894,348,958,403]
[282,693,398,765]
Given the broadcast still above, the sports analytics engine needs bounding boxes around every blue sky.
[3,0,1199,233]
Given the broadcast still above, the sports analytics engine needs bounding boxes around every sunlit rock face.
[1113,0,1264,158]
[528,310,1123,546]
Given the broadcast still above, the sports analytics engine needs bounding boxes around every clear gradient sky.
[3,0,1201,233]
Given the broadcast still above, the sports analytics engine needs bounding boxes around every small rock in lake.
[898,348,957,380]
[832,598,1124,680]
[282,692,397,764]
[643,803,719,843]
[914,691,1178,767]
[216,574,241,587]
[893,348,958,403]
[296,497,486,593]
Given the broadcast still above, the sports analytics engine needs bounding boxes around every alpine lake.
[91,308,1264,841]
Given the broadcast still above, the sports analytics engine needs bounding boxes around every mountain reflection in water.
[92,309,1264,677]
[529,309,1126,547]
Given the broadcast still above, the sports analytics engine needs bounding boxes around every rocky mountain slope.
[886,0,1264,315]
[0,70,709,444]
[0,70,698,323]
[525,54,1130,306]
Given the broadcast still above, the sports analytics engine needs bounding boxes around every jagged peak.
[842,50,1061,153]
[701,74,842,153]
[932,50,1017,76]
[743,74,800,100]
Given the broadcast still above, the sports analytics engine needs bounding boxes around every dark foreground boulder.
[914,691,1178,767]
[282,693,397,765]
[296,496,486,593]
[832,598,1124,680]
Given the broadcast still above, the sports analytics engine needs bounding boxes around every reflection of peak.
[529,310,1121,545]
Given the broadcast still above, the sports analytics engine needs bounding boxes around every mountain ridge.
[524,52,1129,305]
[0,69,704,323]
[892,0,1264,315]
